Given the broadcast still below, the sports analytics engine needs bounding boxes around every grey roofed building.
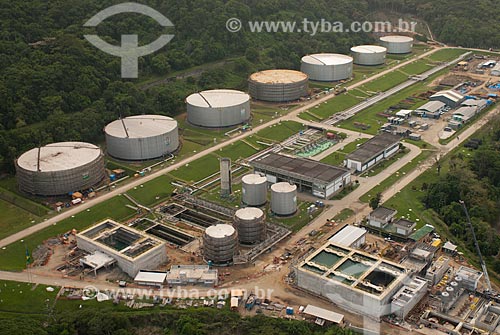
[415,101,446,118]
[452,106,477,123]
[429,90,465,108]
[250,153,351,199]
[461,99,488,110]
[345,133,401,172]
[394,218,416,236]
[368,206,397,228]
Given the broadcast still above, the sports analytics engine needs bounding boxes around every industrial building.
[202,224,238,265]
[134,271,168,287]
[455,266,483,291]
[393,218,416,236]
[367,207,397,228]
[248,70,309,102]
[16,142,105,196]
[295,241,409,319]
[328,225,367,249]
[425,256,450,285]
[461,98,488,111]
[76,220,167,277]
[165,265,218,286]
[302,305,345,327]
[345,133,401,172]
[233,207,267,244]
[241,173,268,206]
[186,89,251,128]
[379,35,414,54]
[105,115,179,161]
[300,53,353,81]
[491,63,500,76]
[270,182,297,216]
[430,90,465,108]
[415,101,446,118]
[250,153,351,199]
[448,106,478,129]
[350,45,387,66]
[390,277,427,320]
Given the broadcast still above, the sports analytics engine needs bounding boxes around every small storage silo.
[241,174,267,206]
[380,35,414,54]
[203,224,238,265]
[234,207,266,244]
[271,182,297,216]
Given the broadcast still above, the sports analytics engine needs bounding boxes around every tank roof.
[205,224,236,238]
[351,45,387,53]
[105,115,177,139]
[302,53,353,66]
[249,70,308,84]
[380,35,414,43]
[17,142,101,172]
[242,174,267,185]
[271,182,297,193]
[235,207,264,220]
[186,89,250,108]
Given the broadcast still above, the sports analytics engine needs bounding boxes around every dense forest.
[0,307,355,335]
[422,116,500,272]
[0,0,498,173]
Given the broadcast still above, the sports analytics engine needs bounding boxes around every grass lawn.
[427,48,470,62]
[359,149,435,205]
[0,196,136,271]
[169,154,220,182]
[320,152,346,166]
[0,281,58,314]
[0,200,41,241]
[253,121,304,142]
[399,59,433,76]
[360,71,408,93]
[311,93,364,119]
[339,138,370,154]
[214,140,258,161]
[332,208,354,222]
[362,149,409,177]
[126,175,176,207]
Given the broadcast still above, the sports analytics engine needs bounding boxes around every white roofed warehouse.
[105,115,179,161]
[15,142,105,196]
[345,133,401,172]
[351,45,387,66]
[248,70,309,102]
[186,89,251,128]
[301,53,353,81]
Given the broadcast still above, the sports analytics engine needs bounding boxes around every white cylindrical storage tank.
[441,291,451,304]
[249,70,309,102]
[454,276,463,289]
[186,89,251,128]
[450,281,459,290]
[446,286,455,297]
[380,35,414,54]
[241,174,267,206]
[351,45,387,66]
[15,142,105,196]
[105,115,179,161]
[203,224,238,265]
[234,207,266,244]
[301,53,353,81]
[271,182,297,216]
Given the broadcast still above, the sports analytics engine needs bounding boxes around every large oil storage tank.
[105,115,179,161]
[301,53,353,81]
[351,45,387,66]
[271,182,297,216]
[15,142,105,196]
[203,224,238,264]
[380,35,414,54]
[248,70,309,102]
[241,174,267,206]
[234,207,266,244]
[186,89,251,128]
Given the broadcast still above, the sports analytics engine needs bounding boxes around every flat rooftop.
[303,305,344,324]
[166,265,217,281]
[299,241,407,299]
[369,206,397,221]
[328,225,367,247]
[251,153,350,184]
[17,142,102,172]
[105,115,177,139]
[351,45,387,53]
[302,53,353,66]
[347,133,401,164]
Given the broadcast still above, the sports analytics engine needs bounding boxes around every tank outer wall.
[233,208,267,244]
[15,153,106,196]
[187,101,251,128]
[301,61,353,82]
[380,37,413,54]
[351,49,387,66]
[249,78,309,102]
[241,174,268,206]
[203,227,238,264]
[271,184,297,216]
[106,130,179,161]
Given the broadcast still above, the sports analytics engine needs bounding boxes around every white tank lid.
[205,224,235,238]
[271,182,297,193]
[242,174,267,185]
[235,207,264,220]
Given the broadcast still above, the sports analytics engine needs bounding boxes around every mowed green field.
[0,200,40,240]
[169,154,220,182]
[360,70,408,93]
[310,93,364,119]
[0,196,136,271]
[214,140,258,161]
[427,48,469,62]
[0,281,59,314]
[399,59,433,75]
[126,175,176,207]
